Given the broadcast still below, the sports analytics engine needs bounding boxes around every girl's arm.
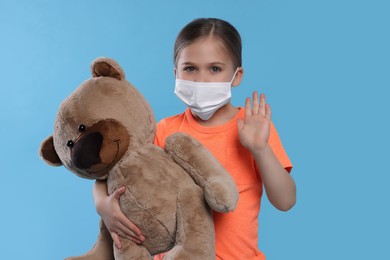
[237,92,296,211]
[251,145,296,211]
[93,180,145,248]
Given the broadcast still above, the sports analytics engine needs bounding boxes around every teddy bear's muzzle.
[71,132,103,169]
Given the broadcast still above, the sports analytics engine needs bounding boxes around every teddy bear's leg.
[65,219,114,260]
[163,186,215,260]
[113,239,152,260]
[165,132,239,213]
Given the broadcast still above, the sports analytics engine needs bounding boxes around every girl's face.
[175,36,243,86]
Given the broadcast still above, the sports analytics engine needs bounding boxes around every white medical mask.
[175,69,238,121]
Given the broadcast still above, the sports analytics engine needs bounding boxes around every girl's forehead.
[178,36,231,64]
[189,36,227,51]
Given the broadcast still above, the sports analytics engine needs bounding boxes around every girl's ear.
[232,67,244,87]
[174,67,177,79]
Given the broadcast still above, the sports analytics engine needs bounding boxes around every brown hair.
[174,18,242,69]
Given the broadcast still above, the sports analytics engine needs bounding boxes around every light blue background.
[1,0,389,259]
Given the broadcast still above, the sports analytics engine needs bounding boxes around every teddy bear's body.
[40,58,238,260]
[107,143,214,257]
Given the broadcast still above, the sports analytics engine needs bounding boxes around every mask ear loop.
[230,67,240,84]
[175,68,178,80]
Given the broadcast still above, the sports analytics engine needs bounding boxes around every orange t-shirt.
[153,108,292,260]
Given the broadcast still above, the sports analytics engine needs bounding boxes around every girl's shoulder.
[157,111,186,129]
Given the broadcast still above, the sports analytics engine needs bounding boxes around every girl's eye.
[184,66,196,72]
[210,66,222,73]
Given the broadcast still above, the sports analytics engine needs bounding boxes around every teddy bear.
[39,57,239,260]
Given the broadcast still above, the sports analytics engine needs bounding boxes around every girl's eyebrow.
[180,61,226,66]
[180,62,196,66]
[208,62,226,66]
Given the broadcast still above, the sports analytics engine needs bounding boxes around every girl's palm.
[237,92,271,153]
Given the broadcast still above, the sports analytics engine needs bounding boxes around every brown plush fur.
[39,57,239,260]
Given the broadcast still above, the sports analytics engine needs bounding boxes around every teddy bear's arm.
[165,132,239,213]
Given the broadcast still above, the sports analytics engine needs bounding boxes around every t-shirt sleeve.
[154,119,167,147]
[269,122,293,173]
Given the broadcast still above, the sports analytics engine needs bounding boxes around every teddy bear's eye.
[78,124,86,132]
[67,140,74,148]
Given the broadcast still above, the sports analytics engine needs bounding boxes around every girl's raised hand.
[237,92,271,154]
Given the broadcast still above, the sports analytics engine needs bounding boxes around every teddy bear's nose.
[71,132,103,169]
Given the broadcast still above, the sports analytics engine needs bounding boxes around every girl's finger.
[117,222,136,238]
[117,216,145,241]
[244,97,252,117]
[122,217,143,237]
[112,230,143,248]
[113,186,126,200]
[111,232,122,249]
[259,94,266,116]
[265,104,271,120]
[252,91,259,115]
[119,230,143,244]
[129,237,143,245]
[119,229,144,244]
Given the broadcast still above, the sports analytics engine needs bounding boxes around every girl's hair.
[174,18,242,69]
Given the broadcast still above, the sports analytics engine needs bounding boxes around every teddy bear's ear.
[39,136,62,167]
[91,57,125,80]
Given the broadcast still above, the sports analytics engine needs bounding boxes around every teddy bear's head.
[40,57,156,180]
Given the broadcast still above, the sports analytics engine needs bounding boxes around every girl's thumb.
[113,186,126,200]
[236,118,244,131]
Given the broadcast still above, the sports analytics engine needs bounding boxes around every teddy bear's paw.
[162,245,215,260]
[204,177,239,213]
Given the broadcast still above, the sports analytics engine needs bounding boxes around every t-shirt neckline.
[184,107,244,134]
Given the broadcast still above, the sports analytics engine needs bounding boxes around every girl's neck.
[191,103,239,127]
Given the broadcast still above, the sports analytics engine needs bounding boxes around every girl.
[94,18,296,259]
